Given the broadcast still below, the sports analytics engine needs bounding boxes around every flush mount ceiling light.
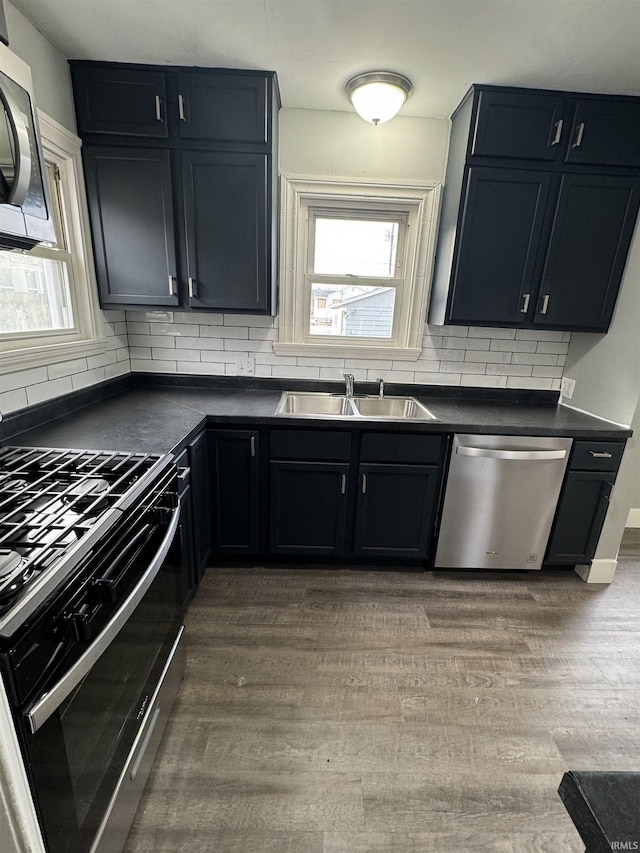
[345,71,413,125]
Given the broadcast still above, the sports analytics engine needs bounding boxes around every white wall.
[564,220,640,555]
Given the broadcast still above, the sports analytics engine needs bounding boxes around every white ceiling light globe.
[345,72,413,125]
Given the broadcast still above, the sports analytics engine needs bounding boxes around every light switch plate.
[561,376,575,399]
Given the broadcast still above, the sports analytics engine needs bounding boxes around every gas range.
[0,445,171,638]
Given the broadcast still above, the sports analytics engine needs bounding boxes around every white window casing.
[275,176,442,360]
[0,111,104,371]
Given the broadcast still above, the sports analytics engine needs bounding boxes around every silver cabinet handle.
[250,435,256,458]
[361,474,367,494]
[551,119,563,146]
[457,446,567,461]
[155,95,162,122]
[26,503,181,734]
[168,275,177,296]
[589,451,613,458]
[341,474,347,495]
[572,122,585,148]
[188,277,197,298]
[540,294,550,315]
[520,293,531,313]
[178,94,186,121]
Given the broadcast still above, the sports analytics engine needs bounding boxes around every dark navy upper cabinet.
[71,65,169,138]
[470,91,567,162]
[70,61,280,314]
[448,167,553,326]
[429,84,640,333]
[176,72,269,144]
[565,99,640,168]
[534,174,640,331]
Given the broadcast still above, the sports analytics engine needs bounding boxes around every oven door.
[21,501,183,853]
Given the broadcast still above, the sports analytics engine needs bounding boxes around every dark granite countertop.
[2,380,630,457]
[559,770,640,852]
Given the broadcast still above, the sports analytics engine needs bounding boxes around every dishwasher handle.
[456,446,568,461]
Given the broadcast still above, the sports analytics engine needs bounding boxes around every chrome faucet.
[377,377,385,399]
[343,373,355,398]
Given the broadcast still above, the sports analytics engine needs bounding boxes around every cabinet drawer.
[570,441,625,472]
[360,433,442,464]
[270,429,351,461]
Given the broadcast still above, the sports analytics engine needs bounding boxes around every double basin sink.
[275,391,438,421]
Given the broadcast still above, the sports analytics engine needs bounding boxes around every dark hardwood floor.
[124,532,640,852]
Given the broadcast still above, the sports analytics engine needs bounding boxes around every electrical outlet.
[561,376,575,400]
[237,357,255,376]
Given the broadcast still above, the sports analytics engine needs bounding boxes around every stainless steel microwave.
[0,58,55,250]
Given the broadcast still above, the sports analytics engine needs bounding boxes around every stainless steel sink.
[354,396,437,420]
[275,392,357,417]
[275,391,438,421]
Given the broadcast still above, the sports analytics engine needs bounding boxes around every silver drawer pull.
[155,95,162,122]
[250,436,256,458]
[341,474,347,495]
[168,275,177,296]
[188,277,197,299]
[540,294,550,315]
[178,94,186,121]
[361,474,367,494]
[520,293,530,313]
[589,451,613,458]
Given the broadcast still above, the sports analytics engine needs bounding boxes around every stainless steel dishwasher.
[434,434,573,570]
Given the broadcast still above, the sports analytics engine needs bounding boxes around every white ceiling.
[10,0,640,118]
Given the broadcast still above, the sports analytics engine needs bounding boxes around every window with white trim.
[275,177,441,360]
[0,112,104,370]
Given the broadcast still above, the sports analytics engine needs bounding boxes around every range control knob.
[64,613,92,643]
[92,578,117,604]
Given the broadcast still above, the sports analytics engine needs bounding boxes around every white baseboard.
[627,508,640,528]
[575,559,618,584]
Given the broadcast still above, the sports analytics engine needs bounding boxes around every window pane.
[0,252,74,333]
[313,218,399,276]
[310,284,395,338]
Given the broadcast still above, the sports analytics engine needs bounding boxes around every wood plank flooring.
[124,533,640,853]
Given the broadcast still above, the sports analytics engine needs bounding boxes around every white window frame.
[0,111,104,371]
[275,176,441,360]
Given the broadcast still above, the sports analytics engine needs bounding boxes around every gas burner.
[63,477,110,511]
[0,549,21,579]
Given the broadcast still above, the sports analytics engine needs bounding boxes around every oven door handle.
[26,502,181,735]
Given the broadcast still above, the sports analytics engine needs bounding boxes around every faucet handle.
[376,377,385,399]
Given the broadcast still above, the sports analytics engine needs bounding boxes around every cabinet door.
[449,168,553,325]
[471,90,566,162]
[270,461,349,555]
[72,66,168,138]
[182,151,270,312]
[209,430,260,554]
[83,146,178,308]
[535,174,640,330]
[565,99,640,168]
[188,432,211,582]
[176,72,268,143]
[546,472,614,564]
[353,464,438,559]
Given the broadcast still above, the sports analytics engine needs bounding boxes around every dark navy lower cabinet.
[188,431,211,581]
[209,430,261,554]
[269,461,350,555]
[353,464,439,559]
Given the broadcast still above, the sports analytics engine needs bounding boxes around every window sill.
[0,336,108,373]
[273,342,422,361]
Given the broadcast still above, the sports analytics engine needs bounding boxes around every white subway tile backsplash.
[223,339,272,352]
[72,367,106,390]
[27,377,73,406]
[464,350,511,364]
[512,353,559,366]
[536,341,570,355]
[177,336,223,350]
[467,327,516,340]
[507,376,555,389]
[515,329,565,341]
[130,359,177,373]
[128,334,175,349]
[462,374,508,388]
[249,328,278,341]
[86,351,118,370]
[152,347,200,362]
[2,367,48,393]
[217,326,250,339]
[224,314,273,327]
[532,366,564,378]
[443,337,491,351]
[0,388,28,412]
[441,361,485,374]
[486,363,533,376]
[47,358,88,380]
[489,339,537,353]
[127,322,150,335]
[272,366,320,379]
